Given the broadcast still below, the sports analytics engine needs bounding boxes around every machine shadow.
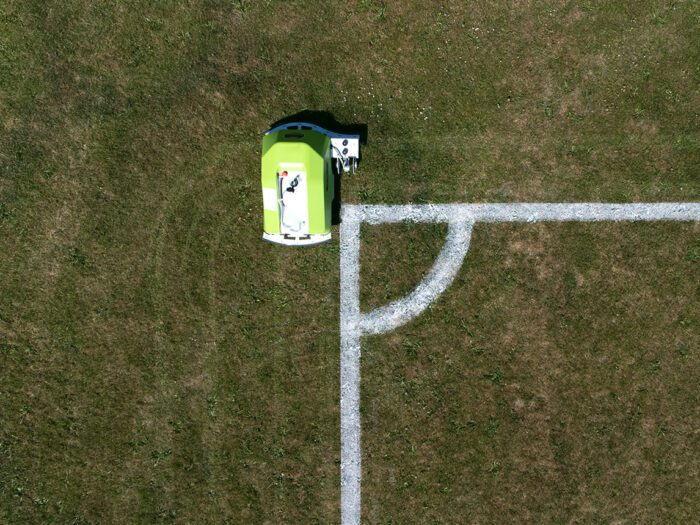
[270,111,368,225]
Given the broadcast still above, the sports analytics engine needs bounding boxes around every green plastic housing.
[261,129,333,235]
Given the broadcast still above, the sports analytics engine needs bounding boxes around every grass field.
[1,0,699,523]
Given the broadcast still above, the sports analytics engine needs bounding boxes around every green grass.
[361,222,699,522]
[1,0,699,523]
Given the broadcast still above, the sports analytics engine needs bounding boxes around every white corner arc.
[359,218,473,336]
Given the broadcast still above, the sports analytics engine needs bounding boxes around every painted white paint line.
[339,201,700,525]
[355,202,700,224]
[359,219,474,336]
[339,210,361,525]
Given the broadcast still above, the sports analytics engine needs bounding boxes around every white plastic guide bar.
[339,201,700,525]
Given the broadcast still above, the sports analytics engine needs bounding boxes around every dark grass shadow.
[332,168,342,226]
[270,111,367,225]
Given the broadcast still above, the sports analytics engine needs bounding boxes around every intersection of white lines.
[339,202,700,525]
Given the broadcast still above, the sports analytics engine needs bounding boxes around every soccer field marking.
[360,219,474,336]
[339,201,700,525]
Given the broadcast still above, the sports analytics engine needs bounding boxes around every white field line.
[339,201,700,525]
[350,202,700,224]
[360,219,474,336]
[339,215,361,525]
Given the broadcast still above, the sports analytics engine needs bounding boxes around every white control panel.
[279,171,308,235]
